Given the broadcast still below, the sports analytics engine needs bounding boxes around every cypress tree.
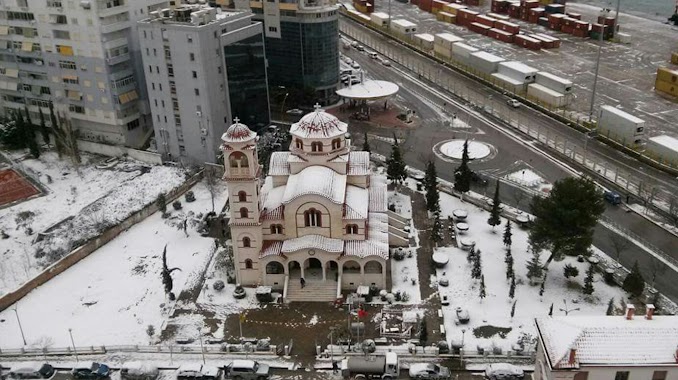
[386,134,407,186]
[479,275,486,301]
[508,275,516,299]
[548,303,554,316]
[505,248,514,280]
[425,160,441,214]
[362,132,370,153]
[622,261,645,297]
[418,317,428,347]
[49,102,64,158]
[510,300,516,318]
[526,247,544,281]
[467,245,475,263]
[38,108,49,146]
[583,265,595,296]
[454,139,472,194]
[539,273,547,296]
[487,181,502,230]
[606,297,616,316]
[471,249,483,279]
[431,215,443,246]
[503,220,512,248]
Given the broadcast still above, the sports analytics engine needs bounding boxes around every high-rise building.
[0,0,168,148]
[248,0,339,105]
[138,4,270,164]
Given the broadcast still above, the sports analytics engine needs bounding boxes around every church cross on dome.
[233,117,240,124]
[313,103,322,111]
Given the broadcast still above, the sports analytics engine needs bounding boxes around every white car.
[351,62,361,70]
[285,108,304,115]
[381,59,392,66]
[507,99,521,108]
[409,363,450,380]
[484,363,524,380]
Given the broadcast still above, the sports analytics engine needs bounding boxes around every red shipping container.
[528,14,539,23]
[547,13,564,24]
[574,20,588,30]
[549,23,561,31]
[465,0,481,5]
[476,14,497,27]
[515,34,541,50]
[469,22,492,35]
[496,20,520,33]
[598,16,615,26]
[567,12,581,20]
[489,28,515,42]
[419,0,432,12]
[591,23,608,33]
[411,0,420,6]
[491,0,508,13]
[572,28,587,37]
[524,0,539,8]
[561,24,574,34]
[458,8,479,21]
[529,7,544,16]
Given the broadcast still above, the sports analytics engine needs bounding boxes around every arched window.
[345,224,358,234]
[304,208,322,227]
[245,259,253,269]
[270,224,282,234]
[229,152,249,168]
[332,139,341,150]
[243,237,251,248]
[238,191,247,202]
[295,139,303,149]
[239,207,248,218]
[311,141,323,152]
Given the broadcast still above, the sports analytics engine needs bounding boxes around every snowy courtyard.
[0,180,249,348]
[0,152,187,295]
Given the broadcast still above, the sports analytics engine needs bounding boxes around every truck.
[341,352,399,379]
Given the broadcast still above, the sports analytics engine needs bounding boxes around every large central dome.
[290,104,348,139]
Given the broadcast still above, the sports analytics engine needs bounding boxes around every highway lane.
[339,37,678,304]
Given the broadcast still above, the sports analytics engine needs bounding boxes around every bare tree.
[639,182,661,213]
[648,256,667,289]
[607,231,632,266]
[204,166,219,213]
[32,336,54,361]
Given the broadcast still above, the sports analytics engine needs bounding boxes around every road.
[337,23,678,305]
[339,17,678,216]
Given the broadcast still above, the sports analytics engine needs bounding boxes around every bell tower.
[220,118,262,286]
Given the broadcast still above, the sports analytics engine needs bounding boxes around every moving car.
[72,363,110,379]
[408,363,450,379]
[507,99,521,108]
[381,59,392,66]
[225,359,270,380]
[484,363,524,380]
[8,364,56,380]
[368,51,378,59]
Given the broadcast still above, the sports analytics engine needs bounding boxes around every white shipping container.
[392,19,418,35]
[451,42,479,65]
[498,61,538,84]
[646,135,678,164]
[414,33,435,51]
[492,72,527,94]
[535,72,573,94]
[598,105,645,146]
[469,51,505,75]
[370,12,390,27]
[527,83,568,108]
[434,33,464,49]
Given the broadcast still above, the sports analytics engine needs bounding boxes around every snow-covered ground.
[433,191,631,355]
[504,169,552,194]
[0,152,187,295]
[388,190,422,304]
[0,180,235,348]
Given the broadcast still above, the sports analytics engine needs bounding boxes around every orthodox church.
[220,106,404,302]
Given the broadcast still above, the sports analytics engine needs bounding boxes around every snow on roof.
[282,166,346,205]
[260,179,286,220]
[528,83,565,97]
[9,363,45,372]
[260,241,283,258]
[335,80,399,100]
[221,118,256,143]
[471,51,505,63]
[371,12,389,19]
[345,185,369,219]
[600,105,645,124]
[348,151,371,175]
[269,152,291,176]
[344,212,389,259]
[330,154,348,163]
[452,42,478,52]
[415,33,435,42]
[282,234,344,253]
[392,19,416,27]
[499,61,538,74]
[368,176,388,213]
[491,73,525,86]
[537,71,573,86]
[649,135,678,152]
[290,104,348,139]
[536,316,678,368]
[435,32,464,43]
[178,364,203,374]
[230,360,256,369]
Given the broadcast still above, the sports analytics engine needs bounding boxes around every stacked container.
[469,51,506,74]
[515,34,541,50]
[437,11,457,23]
[452,42,480,66]
[655,67,678,98]
[434,33,464,57]
[456,8,479,26]
[414,33,436,51]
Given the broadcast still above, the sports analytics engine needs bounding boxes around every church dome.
[291,104,348,139]
[221,118,257,143]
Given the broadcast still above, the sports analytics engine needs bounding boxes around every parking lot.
[366,0,678,137]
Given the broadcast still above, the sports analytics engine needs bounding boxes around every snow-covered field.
[433,191,630,355]
[0,180,233,348]
[388,191,422,304]
[0,152,187,295]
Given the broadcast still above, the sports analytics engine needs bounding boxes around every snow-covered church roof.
[290,104,348,139]
[282,166,346,204]
[536,315,678,369]
[221,117,256,143]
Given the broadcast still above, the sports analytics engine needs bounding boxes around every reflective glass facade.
[223,34,271,130]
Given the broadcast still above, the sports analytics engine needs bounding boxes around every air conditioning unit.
[196,111,202,117]
[201,128,208,136]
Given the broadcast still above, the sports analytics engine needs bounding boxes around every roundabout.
[434,139,497,163]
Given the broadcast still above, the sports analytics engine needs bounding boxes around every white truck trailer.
[341,352,399,379]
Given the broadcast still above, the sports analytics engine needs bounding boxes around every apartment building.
[247,0,339,105]
[0,0,168,148]
[138,4,270,164]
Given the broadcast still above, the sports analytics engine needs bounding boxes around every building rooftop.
[282,166,346,204]
[536,314,678,369]
[290,105,348,139]
[142,4,243,27]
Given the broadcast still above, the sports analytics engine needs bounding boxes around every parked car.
[225,360,270,380]
[409,363,450,380]
[72,363,110,379]
[8,364,56,380]
[484,363,524,380]
[507,99,521,108]
[351,62,361,70]
[177,365,221,380]
[456,307,470,324]
[285,108,304,116]
[121,363,159,380]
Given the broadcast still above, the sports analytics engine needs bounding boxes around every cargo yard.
[343,0,678,141]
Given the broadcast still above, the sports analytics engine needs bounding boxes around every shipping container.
[452,42,480,65]
[598,105,645,147]
[437,11,457,23]
[469,22,492,35]
[547,13,566,24]
[489,28,515,43]
[490,0,509,13]
[391,19,418,35]
[529,34,558,48]
[495,20,520,33]
[419,0,432,13]
[463,0,481,5]
[492,73,527,93]
[370,12,390,27]
[443,2,468,14]
[598,15,616,26]
[487,12,510,21]
[435,32,464,48]
[523,0,539,8]
[656,67,678,84]
[414,33,436,51]
[544,3,564,14]
[469,51,505,74]
[515,34,542,49]
[655,79,678,97]
[411,0,419,6]
[498,60,538,83]
[527,83,569,107]
[646,135,678,165]
[538,17,549,27]
[476,14,497,27]
[535,71,572,93]
[566,12,581,19]
[672,52,678,65]
[572,28,587,37]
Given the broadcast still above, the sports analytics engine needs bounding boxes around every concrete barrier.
[77,140,162,165]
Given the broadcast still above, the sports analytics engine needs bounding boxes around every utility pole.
[613,0,621,38]
[388,0,392,31]
[198,327,206,365]
[12,306,27,346]
[588,8,609,122]
[68,328,79,362]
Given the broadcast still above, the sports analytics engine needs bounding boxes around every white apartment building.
[535,306,678,380]
[0,0,169,148]
[138,4,270,164]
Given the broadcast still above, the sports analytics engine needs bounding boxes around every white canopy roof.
[336,80,399,101]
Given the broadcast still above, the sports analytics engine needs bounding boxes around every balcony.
[100,21,130,34]
[106,53,130,66]
[97,2,129,18]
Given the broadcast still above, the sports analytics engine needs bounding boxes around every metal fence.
[339,15,678,218]
[0,343,279,358]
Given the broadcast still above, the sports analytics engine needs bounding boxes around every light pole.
[68,328,79,362]
[612,0,621,39]
[198,326,206,365]
[588,7,610,122]
[280,92,289,123]
[559,299,581,316]
[11,305,27,346]
[460,328,466,367]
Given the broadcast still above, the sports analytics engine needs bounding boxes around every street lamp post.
[588,8,610,122]
[280,92,289,123]
[198,327,206,365]
[612,0,621,39]
[68,328,79,362]
[460,329,466,367]
[12,305,27,346]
